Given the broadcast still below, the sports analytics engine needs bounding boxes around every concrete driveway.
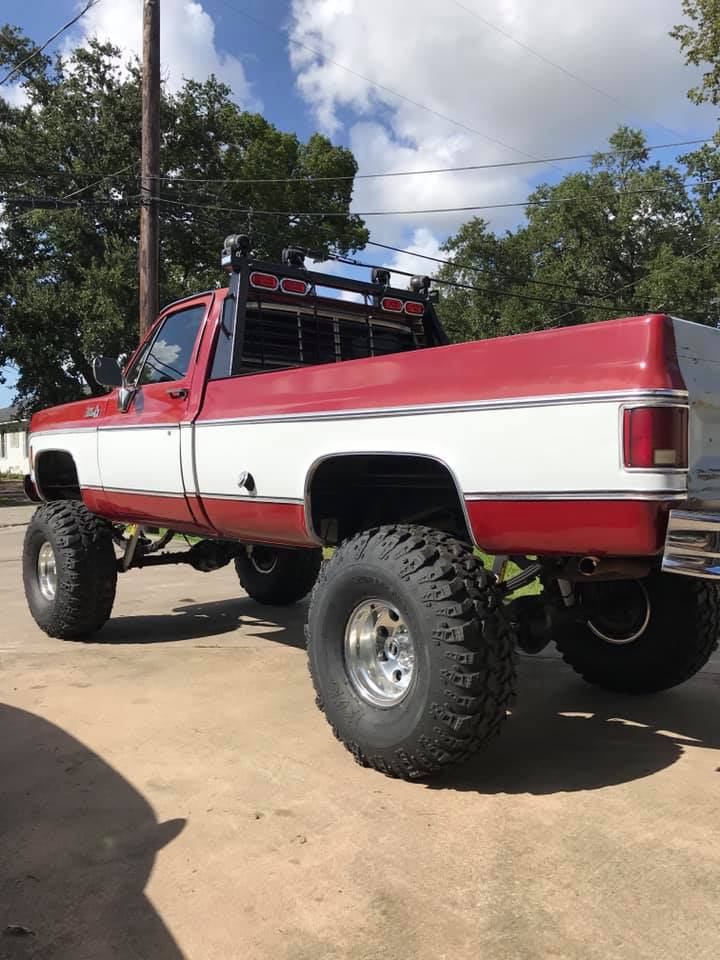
[1,507,719,960]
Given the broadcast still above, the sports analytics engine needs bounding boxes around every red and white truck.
[21,235,720,779]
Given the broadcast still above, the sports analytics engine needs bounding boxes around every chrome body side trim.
[82,485,303,505]
[662,509,720,579]
[196,388,688,428]
[97,423,178,432]
[466,490,687,502]
[198,493,303,504]
[82,484,186,499]
[30,428,99,439]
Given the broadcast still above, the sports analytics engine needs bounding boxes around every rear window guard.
[211,296,426,380]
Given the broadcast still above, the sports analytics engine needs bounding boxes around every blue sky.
[1,0,716,407]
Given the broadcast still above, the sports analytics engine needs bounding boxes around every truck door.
[97,296,211,528]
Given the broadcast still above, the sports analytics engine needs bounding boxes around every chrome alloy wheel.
[37,540,58,602]
[344,599,416,708]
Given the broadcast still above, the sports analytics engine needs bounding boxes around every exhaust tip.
[578,556,600,576]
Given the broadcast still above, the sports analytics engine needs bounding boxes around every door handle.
[167,387,188,399]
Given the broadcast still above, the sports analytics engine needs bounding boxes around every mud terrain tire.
[235,545,322,605]
[556,571,720,693]
[23,500,117,639]
[307,525,515,780]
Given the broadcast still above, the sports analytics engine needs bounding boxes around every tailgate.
[673,317,720,504]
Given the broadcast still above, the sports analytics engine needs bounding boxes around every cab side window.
[136,304,206,385]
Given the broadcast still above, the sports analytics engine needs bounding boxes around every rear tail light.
[280,277,308,295]
[623,406,688,469]
[380,297,403,313]
[249,271,279,291]
[404,301,424,316]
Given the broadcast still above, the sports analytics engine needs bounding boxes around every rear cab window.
[211,298,423,380]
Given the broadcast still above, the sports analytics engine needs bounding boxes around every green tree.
[437,128,720,342]
[0,30,368,411]
[671,0,720,105]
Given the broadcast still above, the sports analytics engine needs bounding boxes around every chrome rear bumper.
[662,509,720,579]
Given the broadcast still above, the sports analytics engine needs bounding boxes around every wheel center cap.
[344,599,416,708]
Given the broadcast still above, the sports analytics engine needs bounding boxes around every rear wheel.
[556,571,720,693]
[234,545,322,605]
[23,500,117,639]
[307,525,515,780]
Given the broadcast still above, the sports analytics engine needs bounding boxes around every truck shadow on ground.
[90,601,719,797]
[98,597,308,648]
[0,704,186,959]
[433,656,720,795]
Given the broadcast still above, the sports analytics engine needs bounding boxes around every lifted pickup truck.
[22,235,720,779]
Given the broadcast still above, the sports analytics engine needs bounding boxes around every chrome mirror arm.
[118,380,138,414]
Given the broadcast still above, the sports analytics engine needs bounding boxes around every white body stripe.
[29,391,687,503]
[193,400,686,502]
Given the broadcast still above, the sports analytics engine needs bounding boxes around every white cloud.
[289,0,716,263]
[74,0,258,108]
[376,227,445,278]
[0,82,30,108]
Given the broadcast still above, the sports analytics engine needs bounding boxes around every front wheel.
[234,544,322,605]
[556,571,720,693]
[23,500,117,639]
[307,525,515,780]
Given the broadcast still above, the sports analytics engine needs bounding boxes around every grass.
[152,535,542,597]
[476,551,542,598]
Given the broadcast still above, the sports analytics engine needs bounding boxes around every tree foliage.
[436,128,720,342]
[0,30,368,411]
[671,0,720,105]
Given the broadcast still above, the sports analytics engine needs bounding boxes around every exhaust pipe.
[576,556,652,580]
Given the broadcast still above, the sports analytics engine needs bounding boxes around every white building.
[0,406,30,475]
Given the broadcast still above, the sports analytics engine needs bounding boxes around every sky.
[0,0,716,406]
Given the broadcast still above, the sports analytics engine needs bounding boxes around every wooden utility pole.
[139,0,160,339]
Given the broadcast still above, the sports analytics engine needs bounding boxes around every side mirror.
[93,356,137,413]
[93,356,124,389]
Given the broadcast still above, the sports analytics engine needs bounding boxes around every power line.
[5,190,716,318]
[448,0,684,139]
[142,137,712,185]
[0,137,712,186]
[1,195,131,210]
[364,239,600,293]
[0,0,101,87]
[324,249,621,312]
[0,191,620,313]
[6,169,719,220]
[60,161,139,201]
[154,174,720,218]
[216,0,552,166]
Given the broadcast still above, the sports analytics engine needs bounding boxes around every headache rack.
[210,235,449,380]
